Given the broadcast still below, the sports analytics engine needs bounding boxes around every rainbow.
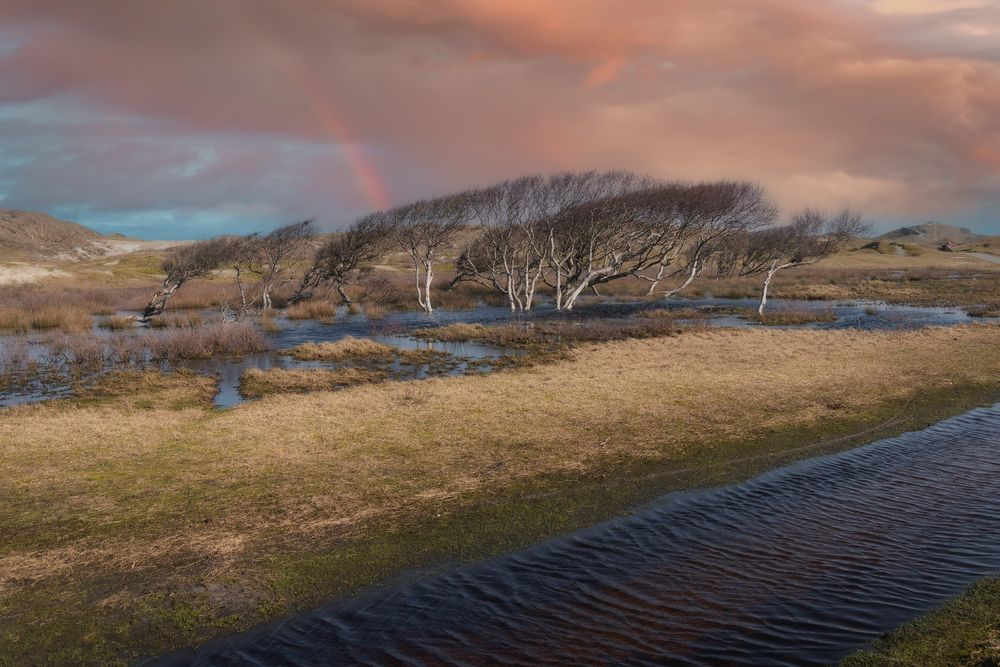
[236,12,391,212]
[300,87,392,212]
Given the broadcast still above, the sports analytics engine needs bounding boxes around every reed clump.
[99,315,136,330]
[147,312,205,328]
[145,323,270,360]
[285,300,337,320]
[0,306,92,333]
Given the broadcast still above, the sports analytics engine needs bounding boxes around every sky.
[0,0,999,239]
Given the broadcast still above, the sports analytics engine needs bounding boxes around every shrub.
[145,323,269,360]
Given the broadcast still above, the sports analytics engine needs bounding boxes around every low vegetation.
[966,304,1000,318]
[240,367,384,398]
[285,337,396,362]
[752,307,837,325]
[3,325,997,663]
[99,315,136,330]
[284,300,337,321]
[283,338,454,366]
[147,311,206,328]
[412,317,689,351]
[842,577,1000,666]
[0,305,92,333]
[635,307,704,320]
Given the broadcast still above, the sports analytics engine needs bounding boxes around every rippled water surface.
[155,405,1000,666]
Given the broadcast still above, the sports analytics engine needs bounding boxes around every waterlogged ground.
[0,297,994,408]
[155,403,1000,667]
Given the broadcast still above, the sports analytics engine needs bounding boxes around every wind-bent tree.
[246,220,315,309]
[142,238,235,319]
[392,192,476,313]
[450,173,780,311]
[228,234,262,319]
[718,208,868,315]
[452,176,549,310]
[639,181,777,297]
[292,213,394,304]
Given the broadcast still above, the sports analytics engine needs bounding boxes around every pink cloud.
[0,0,999,230]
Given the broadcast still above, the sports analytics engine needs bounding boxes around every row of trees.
[142,171,866,319]
[142,221,315,319]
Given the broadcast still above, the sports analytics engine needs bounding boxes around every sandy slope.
[0,264,72,285]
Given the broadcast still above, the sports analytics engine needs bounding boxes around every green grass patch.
[842,577,1000,666]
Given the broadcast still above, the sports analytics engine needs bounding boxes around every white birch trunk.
[660,260,699,300]
[758,260,780,316]
[423,259,434,313]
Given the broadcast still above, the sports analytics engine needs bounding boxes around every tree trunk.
[414,263,427,312]
[336,284,352,304]
[562,278,592,311]
[660,260,699,300]
[423,259,434,313]
[758,261,779,316]
[141,282,180,319]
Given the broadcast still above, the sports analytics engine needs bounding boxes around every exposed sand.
[0,264,72,285]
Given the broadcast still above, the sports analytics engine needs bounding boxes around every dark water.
[155,404,1000,666]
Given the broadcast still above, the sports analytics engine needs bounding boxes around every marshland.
[8,2,1000,663]
[2,173,1000,666]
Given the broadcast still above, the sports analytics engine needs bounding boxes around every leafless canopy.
[715,208,868,314]
[244,220,315,310]
[389,191,477,313]
[292,212,395,304]
[142,237,236,319]
[452,171,778,310]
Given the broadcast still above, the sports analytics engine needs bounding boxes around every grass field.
[2,324,1000,664]
[843,577,1000,666]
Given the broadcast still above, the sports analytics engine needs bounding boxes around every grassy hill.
[879,222,988,246]
[0,209,106,257]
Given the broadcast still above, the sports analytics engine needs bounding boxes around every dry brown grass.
[413,318,688,350]
[239,367,385,398]
[261,315,282,333]
[98,315,136,331]
[166,279,230,310]
[285,300,337,320]
[967,305,1000,318]
[635,307,703,320]
[147,311,205,328]
[144,323,270,360]
[0,305,93,333]
[3,323,1000,662]
[362,302,387,320]
[284,337,396,362]
[412,322,489,342]
[753,307,838,325]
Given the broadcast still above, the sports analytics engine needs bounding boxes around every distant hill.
[0,209,112,258]
[878,222,985,246]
